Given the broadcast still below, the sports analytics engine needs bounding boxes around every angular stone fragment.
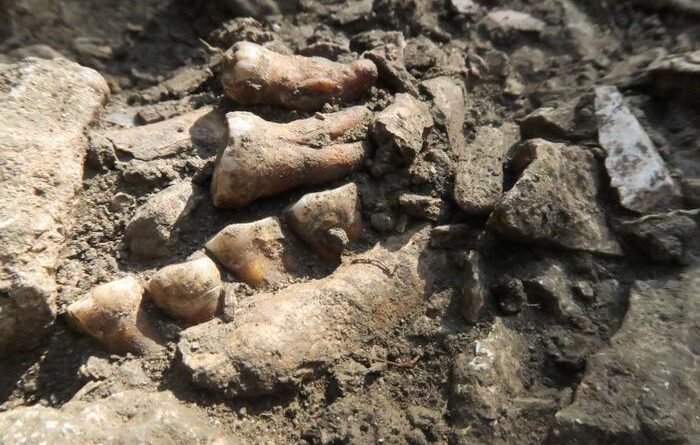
[453,123,520,215]
[420,76,466,152]
[211,106,372,208]
[519,100,596,142]
[595,86,682,213]
[222,42,377,111]
[99,107,226,161]
[618,214,697,264]
[488,139,623,256]
[399,194,450,222]
[523,262,589,328]
[206,217,301,288]
[450,0,479,15]
[370,93,434,175]
[0,390,237,444]
[451,319,525,425]
[459,251,486,324]
[125,182,204,259]
[547,274,700,444]
[646,49,700,99]
[147,256,222,324]
[0,58,109,356]
[224,0,299,17]
[66,276,162,355]
[364,41,419,96]
[180,231,436,398]
[481,10,546,41]
[286,183,362,261]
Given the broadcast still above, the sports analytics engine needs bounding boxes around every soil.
[0,0,698,444]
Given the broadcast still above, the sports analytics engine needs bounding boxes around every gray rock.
[125,182,204,259]
[459,251,487,324]
[645,49,700,100]
[7,44,64,60]
[451,319,525,425]
[595,86,682,213]
[420,76,466,153]
[618,214,697,264]
[399,194,450,222]
[523,262,590,329]
[0,58,109,356]
[224,0,300,17]
[481,10,546,42]
[370,93,434,175]
[450,0,479,15]
[365,47,419,96]
[488,139,623,256]
[548,273,700,444]
[519,99,596,142]
[492,277,526,315]
[632,0,700,14]
[99,107,226,161]
[0,390,237,444]
[454,123,520,215]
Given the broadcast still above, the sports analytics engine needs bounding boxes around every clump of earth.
[0,0,699,444]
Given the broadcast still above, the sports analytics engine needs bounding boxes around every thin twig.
[375,355,421,369]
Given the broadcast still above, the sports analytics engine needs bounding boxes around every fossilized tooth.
[146,256,222,324]
[66,276,162,355]
[221,41,378,110]
[210,106,373,208]
[285,183,362,260]
[205,217,299,288]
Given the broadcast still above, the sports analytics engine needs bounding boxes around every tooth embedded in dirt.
[211,106,373,208]
[66,276,162,355]
[221,41,378,110]
[205,217,300,288]
[285,183,362,260]
[146,256,222,324]
[179,229,439,398]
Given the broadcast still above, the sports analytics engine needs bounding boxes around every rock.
[519,99,597,143]
[450,0,479,15]
[208,17,277,48]
[522,262,589,329]
[453,123,520,215]
[420,76,467,152]
[399,194,450,222]
[492,277,526,315]
[66,276,163,355]
[364,46,419,95]
[594,86,682,213]
[451,319,525,425]
[147,256,223,324]
[488,139,623,256]
[459,251,487,324]
[618,214,697,264]
[223,0,300,17]
[481,10,546,42]
[572,280,595,302]
[632,0,700,15]
[0,390,237,444]
[125,182,204,259]
[404,36,445,71]
[370,93,434,176]
[350,30,406,52]
[429,224,480,249]
[408,148,457,197]
[7,44,63,60]
[285,183,362,261]
[138,65,213,103]
[645,49,700,100]
[681,177,700,207]
[205,217,302,288]
[179,231,437,398]
[0,58,109,356]
[333,0,373,25]
[211,106,372,208]
[547,274,700,444]
[99,107,226,161]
